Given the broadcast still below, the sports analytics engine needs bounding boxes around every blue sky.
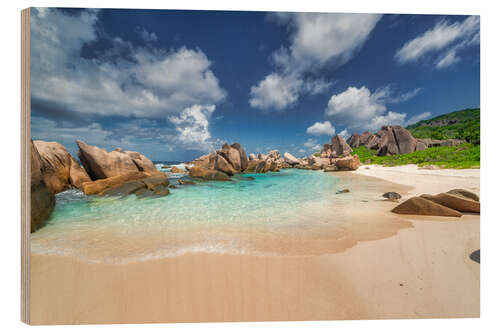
[30,8,480,161]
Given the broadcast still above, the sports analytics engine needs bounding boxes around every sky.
[30,8,480,161]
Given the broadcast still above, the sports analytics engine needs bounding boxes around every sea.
[30,163,406,264]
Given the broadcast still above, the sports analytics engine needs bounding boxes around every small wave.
[54,189,87,203]
[32,238,251,265]
[155,162,192,173]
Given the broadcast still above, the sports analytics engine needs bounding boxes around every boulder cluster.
[289,135,361,171]
[392,189,480,217]
[347,125,465,156]
[29,139,170,232]
[188,143,293,180]
[247,150,289,172]
[187,142,249,180]
[187,137,363,181]
[76,141,169,197]
[36,126,446,231]
[76,140,157,179]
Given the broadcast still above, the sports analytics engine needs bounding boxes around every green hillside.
[406,108,480,144]
[353,144,480,169]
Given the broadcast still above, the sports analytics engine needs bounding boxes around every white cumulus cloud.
[30,8,227,153]
[325,86,387,130]
[31,8,226,119]
[249,73,302,111]
[306,121,335,136]
[168,105,217,151]
[250,13,382,111]
[370,111,408,131]
[325,86,428,132]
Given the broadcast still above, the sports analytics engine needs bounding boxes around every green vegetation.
[353,144,480,169]
[406,108,480,144]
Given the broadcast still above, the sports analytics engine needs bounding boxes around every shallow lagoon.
[31,168,410,263]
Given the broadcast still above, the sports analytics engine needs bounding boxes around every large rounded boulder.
[333,154,361,171]
[76,140,156,180]
[392,126,417,154]
[377,125,418,156]
[123,150,157,173]
[365,134,381,150]
[284,152,300,165]
[82,171,170,197]
[218,143,242,172]
[447,189,479,202]
[188,166,231,181]
[244,158,281,173]
[331,135,353,157]
[231,142,249,171]
[376,126,400,156]
[34,140,90,193]
[81,171,149,195]
[191,142,250,177]
[421,193,480,213]
[392,197,462,217]
[209,152,236,176]
[347,134,362,148]
[30,140,55,232]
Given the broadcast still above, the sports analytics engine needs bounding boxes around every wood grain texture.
[21,7,31,325]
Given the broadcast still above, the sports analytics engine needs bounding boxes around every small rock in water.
[382,192,402,202]
[161,165,171,169]
[336,189,350,194]
[178,179,195,185]
[168,184,178,189]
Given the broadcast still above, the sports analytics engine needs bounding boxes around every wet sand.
[29,167,480,324]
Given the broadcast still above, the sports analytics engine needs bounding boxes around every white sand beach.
[354,164,480,196]
[30,165,480,324]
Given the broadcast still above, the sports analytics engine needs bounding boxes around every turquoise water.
[31,168,353,263]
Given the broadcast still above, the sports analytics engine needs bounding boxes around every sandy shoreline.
[354,164,480,196]
[29,165,480,324]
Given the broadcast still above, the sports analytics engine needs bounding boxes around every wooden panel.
[21,7,31,325]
